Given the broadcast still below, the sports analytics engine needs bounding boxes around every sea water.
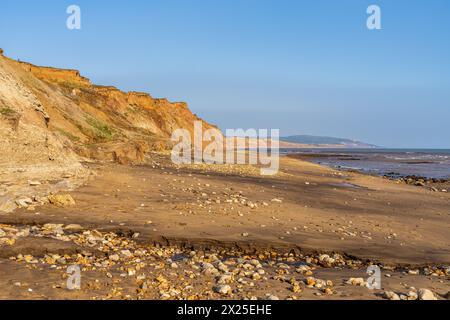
[282,148,450,179]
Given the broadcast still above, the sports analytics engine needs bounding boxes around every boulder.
[48,194,76,207]
[418,288,437,300]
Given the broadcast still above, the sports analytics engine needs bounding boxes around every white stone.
[418,289,437,300]
[214,285,232,295]
[346,278,366,286]
[109,254,120,262]
[382,291,400,300]
[217,274,233,284]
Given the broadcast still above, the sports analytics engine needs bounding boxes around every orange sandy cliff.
[0,48,216,166]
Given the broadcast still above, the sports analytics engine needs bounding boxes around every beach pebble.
[201,262,218,275]
[291,284,302,293]
[216,262,229,273]
[305,277,316,287]
[48,194,75,207]
[15,198,33,208]
[407,291,418,300]
[323,287,333,295]
[346,278,366,286]
[382,291,400,300]
[120,250,133,258]
[252,272,261,281]
[213,285,232,295]
[418,288,437,300]
[64,224,83,231]
[217,274,234,284]
[109,254,120,262]
[318,254,335,265]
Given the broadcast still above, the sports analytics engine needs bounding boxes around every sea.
[281,148,450,179]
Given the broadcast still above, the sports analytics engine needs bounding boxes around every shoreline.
[285,152,450,190]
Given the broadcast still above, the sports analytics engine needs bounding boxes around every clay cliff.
[0,49,214,211]
[0,49,215,163]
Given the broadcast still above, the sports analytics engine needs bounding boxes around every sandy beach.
[1,153,449,300]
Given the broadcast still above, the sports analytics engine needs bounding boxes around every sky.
[1,0,449,148]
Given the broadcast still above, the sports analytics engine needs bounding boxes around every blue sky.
[1,0,449,148]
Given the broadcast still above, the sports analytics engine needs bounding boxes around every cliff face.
[0,49,216,211]
[0,49,215,165]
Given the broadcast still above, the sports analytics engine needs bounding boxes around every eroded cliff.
[0,49,214,211]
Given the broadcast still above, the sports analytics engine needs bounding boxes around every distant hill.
[280,135,378,148]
